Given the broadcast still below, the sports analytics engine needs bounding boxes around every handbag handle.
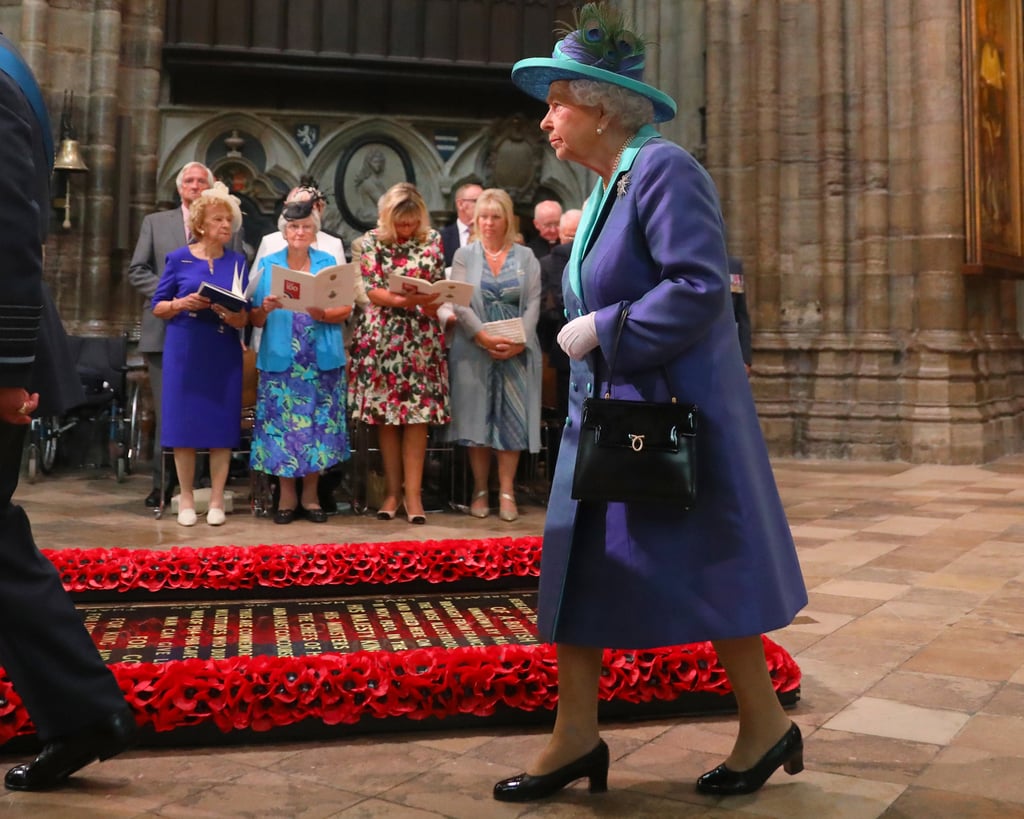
[602,305,678,404]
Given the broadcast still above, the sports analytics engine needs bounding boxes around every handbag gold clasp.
[628,433,645,452]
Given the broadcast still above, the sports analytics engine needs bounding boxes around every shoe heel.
[783,749,803,775]
[587,770,608,793]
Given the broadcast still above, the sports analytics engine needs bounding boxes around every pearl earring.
[596,127,603,135]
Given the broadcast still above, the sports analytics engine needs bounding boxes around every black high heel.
[696,722,803,796]
[493,739,609,803]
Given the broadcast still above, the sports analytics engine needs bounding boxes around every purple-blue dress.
[152,246,248,448]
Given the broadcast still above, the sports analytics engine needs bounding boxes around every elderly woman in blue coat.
[492,2,808,803]
[248,199,351,524]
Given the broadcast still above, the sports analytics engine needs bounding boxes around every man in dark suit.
[729,256,753,376]
[128,161,243,506]
[0,32,136,791]
[439,181,482,268]
[526,199,563,260]
[537,208,581,466]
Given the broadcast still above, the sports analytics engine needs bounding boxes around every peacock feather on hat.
[557,2,649,73]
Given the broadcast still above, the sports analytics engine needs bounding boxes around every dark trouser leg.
[146,352,175,493]
[0,424,126,741]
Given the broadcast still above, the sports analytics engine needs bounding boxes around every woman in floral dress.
[348,182,450,524]
[248,198,351,524]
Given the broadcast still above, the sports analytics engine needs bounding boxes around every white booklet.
[388,273,474,307]
[269,262,359,311]
[481,317,526,344]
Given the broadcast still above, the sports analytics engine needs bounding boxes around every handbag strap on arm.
[602,304,677,403]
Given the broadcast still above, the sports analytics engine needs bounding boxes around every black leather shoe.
[493,739,609,802]
[5,708,138,791]
[696,722,803,796]
[144,488,161,508]
[303,506,328,524]
[274,508,297,525]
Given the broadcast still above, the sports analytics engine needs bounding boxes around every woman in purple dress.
[152,182,248,527]
[493,2,808,803]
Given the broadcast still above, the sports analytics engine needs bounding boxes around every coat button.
[586,382,592,394]
[577,309,584,317]
[563,308,569,319]
[572,382,578,392]
[565,417,572,427]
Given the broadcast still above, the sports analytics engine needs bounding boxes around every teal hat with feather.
[511,2,677,123]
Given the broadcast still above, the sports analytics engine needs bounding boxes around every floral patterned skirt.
[250,318,350,477]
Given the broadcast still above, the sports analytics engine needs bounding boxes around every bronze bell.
[54,138,88,172]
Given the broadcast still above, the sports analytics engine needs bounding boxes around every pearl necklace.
[483,245,508,260]
[604,134,635,187]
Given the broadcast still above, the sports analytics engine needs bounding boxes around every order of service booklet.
[480,316,526,344]
[197,281,248,312]
[387,273,474,307]
[269,262,359,312]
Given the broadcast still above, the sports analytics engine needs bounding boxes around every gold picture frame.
[963,0,1024,275]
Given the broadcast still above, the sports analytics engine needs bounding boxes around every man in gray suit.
[128,162,242,506]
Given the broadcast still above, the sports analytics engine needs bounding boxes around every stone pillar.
[622,0,705,154]
[74,1,123,335]
[706,0,1024,462]
[119,0,167,341]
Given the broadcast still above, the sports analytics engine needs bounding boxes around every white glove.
[557,313,599,360]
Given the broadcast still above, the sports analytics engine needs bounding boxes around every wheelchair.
[24,334,142,483]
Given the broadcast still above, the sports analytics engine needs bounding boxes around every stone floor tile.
[902,627,1024,680]
[810,579,910,601]
[806,728,941,784]
[713,769,905,818]
[861,516,950,536]
[866,670,999,713]
[915,745,1024,804]
[980,683,1024,716]
[822,697,969,745]
[882,786,1024,819]
[153,769,363,818]
[331,798,451,817]
[949,713,1024,756]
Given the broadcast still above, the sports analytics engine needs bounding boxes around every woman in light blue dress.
[441,188,542,522]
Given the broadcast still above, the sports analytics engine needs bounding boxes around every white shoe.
[207,507,226,526]
[177,508,197,527]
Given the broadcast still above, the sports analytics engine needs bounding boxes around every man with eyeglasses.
[526,199,563,261]
[440,181,483,268]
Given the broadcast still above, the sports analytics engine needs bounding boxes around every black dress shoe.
[696,722,803,796]
[5,708,138,791]
[493,739,609,802]
[274,508,297,525]
[144,488,161,508]
[303,506,328,524]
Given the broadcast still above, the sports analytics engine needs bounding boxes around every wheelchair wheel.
[35,416,60,475]
[25,441,38,483]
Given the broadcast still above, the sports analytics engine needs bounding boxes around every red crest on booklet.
[283,279,301,299]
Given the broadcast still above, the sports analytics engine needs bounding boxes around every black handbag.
[571,307,698,507]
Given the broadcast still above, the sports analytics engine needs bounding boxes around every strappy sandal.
[499,492,519,522]
[469,490,490,518]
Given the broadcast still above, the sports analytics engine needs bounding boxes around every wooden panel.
[320,0,356,54]
[390,0,422,59]
[286,0,320,53]
[455,0,487,63]
[354,0,389,56]
[422,0,457,61]
[215,0,250,47]
[251,0,285,49]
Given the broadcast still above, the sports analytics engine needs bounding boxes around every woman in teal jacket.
[249,199,351,523]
